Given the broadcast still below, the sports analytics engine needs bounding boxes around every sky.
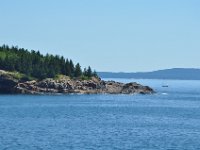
[0,0,200,72]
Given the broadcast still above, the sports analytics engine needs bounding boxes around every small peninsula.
[0,45,154,94]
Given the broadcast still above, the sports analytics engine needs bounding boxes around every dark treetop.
[0,45,97,79]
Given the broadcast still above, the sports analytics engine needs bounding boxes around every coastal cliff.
[0,70,154,94]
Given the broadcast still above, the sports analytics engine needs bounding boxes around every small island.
[0,45,154,94]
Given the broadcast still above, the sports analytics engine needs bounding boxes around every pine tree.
[74,63,82,77]
[93,70,98,77]
[83,68,87,76]
[0,45,98,79]
[86,66,92,77]
[60,56,66,75]
[69,59,75,77]
[65,59,71,76]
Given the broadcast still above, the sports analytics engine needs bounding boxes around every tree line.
[0,45,97,79]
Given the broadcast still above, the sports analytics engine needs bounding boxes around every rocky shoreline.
[0,70,154,94]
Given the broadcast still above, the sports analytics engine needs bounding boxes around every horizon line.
[98,68,200,73]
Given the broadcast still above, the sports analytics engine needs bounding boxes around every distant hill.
[98,68,200,80]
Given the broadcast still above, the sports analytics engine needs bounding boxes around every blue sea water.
[0,79,200,150]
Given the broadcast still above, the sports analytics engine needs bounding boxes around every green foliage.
[4,71,35,81]
[54,74,71,80]
[74,63,82,77]
[80,75,91,80]
[0,45,97,79]
[83,66,94,78]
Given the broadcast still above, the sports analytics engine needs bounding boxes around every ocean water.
[0,79,200,150]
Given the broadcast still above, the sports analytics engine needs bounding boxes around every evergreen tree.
[83,68,87,76]
[0,45,98,79]
[86,66,92,77]
[65,59,71,76]
[69,60,75,77]
[74,63,82,77]
[60,56,66,75]
[93,70,98,77]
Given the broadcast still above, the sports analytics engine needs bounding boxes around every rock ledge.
[0,70,154,94]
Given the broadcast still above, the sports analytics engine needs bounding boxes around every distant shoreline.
[98,68,200,80]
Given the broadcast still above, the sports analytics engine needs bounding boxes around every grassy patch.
[0,70,36,81]
[54,74,71,80]
[11,72,35,81]
[80,75,91,80]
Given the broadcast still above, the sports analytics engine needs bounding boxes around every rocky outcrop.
[14,78,154,94]
[0,70,155,94]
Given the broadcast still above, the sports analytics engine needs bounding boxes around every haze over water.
[1,79,200,150]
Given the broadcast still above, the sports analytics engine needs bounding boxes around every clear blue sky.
[0,0,199,72]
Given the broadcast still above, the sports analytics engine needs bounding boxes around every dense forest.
[0,45,97,79]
